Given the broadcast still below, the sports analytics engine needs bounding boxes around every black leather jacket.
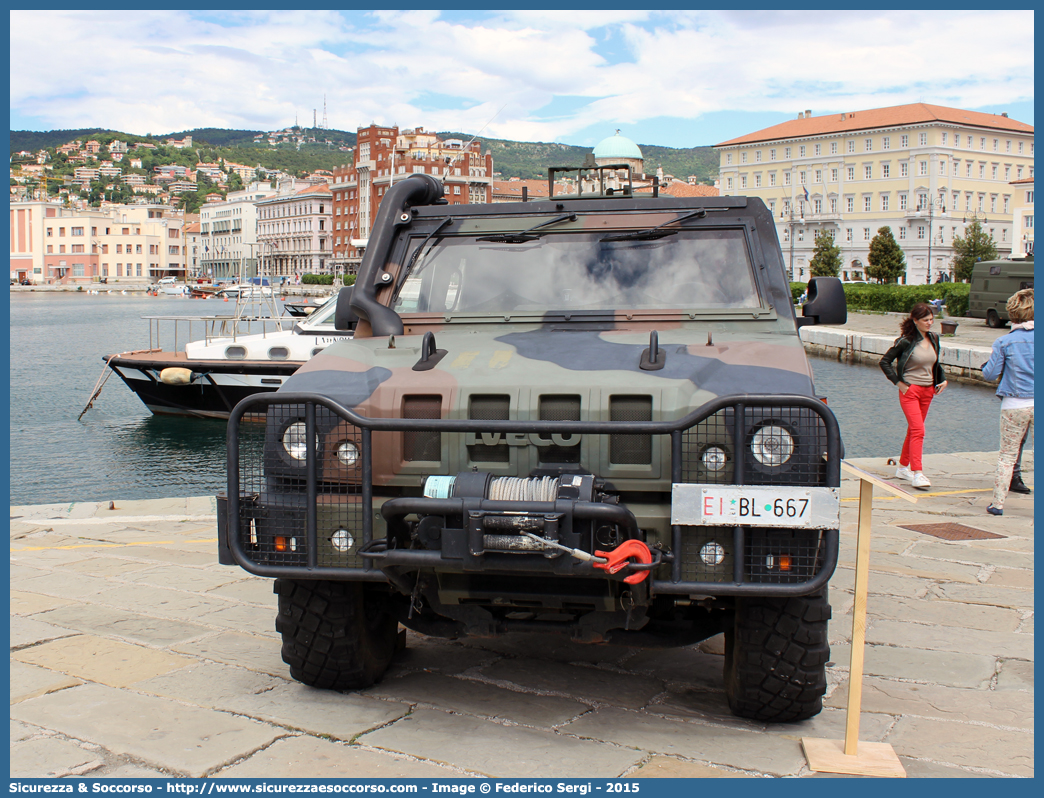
[879,331,945,387]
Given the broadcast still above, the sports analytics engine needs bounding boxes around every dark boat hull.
[106,354,302,419]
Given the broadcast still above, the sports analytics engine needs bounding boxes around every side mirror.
[334,286,358,331]
[796,276,847,328]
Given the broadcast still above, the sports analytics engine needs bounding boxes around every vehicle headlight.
[700,541,725,566]
[701,446,728,472]
[330,529,354,552]
[337,441,360,467]
[281,422,314,461]
[750,424,794,467]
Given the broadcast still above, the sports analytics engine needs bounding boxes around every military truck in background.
[217,165,848,722]
[968,259,1034,328]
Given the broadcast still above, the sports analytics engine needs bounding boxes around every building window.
[992,165,998,179]
[901,162,909,178]
[1005,166,1011,180]
[847,140,855,153]
[784,147,791,159]
[865,138,872,152]
[754,174,761,187]
[882,136,891,150]
[830,142,838,154]
[815,170,822,183]
[756,150,762,162]
[918,226,926,239]
[846,197,855,213]
[799,171,806,184]
[741,152,747,164]
[71,244,84,253]
[768,201,775,214]
[952,192,959,209]
[864,165,872,180]
[953,161,960,176]
[941,133,947,146]
[863,228,871,241]
[847,166,855,181]
[991,196,997,213]
[979,195,985,211]
[814,144,821,156]
[1017,166,1023,179]
[784,172,791,186]
[769,172,776,186]
[919,132,927,146]
[980,137,986,150]
[1026,215,1034,229]
[919,161,928,176]
[799,145,806,158]
[1018,141,1025,154]
[881,195,889,211]
[46,227,52,237]
[1027,190,1034,203]
[770,149,776,160]
[831,168,838,182]
[901,135,909,148]
[966,193,973,211]
[979,164,985,178]
[813,199,822,213]
[899,227,906,240]
[917,193,928,209]
[846,228,853,242]
[863,196,871,212]
[71,227,84,236]
[726,177,733,190]
[740,176,747,189]
[830,198,837,213]
[46,245,53,254]
[783,200,791,215]
[993,138,999,152]
[899,194,908,210]
[797,230,803,242]
[882,164,890,178]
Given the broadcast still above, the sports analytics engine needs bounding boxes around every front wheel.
[274,579,400,690]
[724,592,831,722]
[986,309,1005,329]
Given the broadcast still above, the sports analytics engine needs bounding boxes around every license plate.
[671,485,840,529]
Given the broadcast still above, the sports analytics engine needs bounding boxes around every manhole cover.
[898,522,1006,541]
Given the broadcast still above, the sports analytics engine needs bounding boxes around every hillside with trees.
[12,126,719,184]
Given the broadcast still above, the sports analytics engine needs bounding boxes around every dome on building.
[592,130,643,161]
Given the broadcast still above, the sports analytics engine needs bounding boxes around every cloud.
[9,10,1034,144]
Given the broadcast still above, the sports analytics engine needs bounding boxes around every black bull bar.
[223,392,841,596]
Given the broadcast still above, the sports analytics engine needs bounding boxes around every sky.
[9,9,1035,149]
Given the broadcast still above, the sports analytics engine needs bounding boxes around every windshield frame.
[390,221,772,323]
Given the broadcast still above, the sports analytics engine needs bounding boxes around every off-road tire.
[274,579,399,690]
[724,592,831,722]
[986,309,1005,329]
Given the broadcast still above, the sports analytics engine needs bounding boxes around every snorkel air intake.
[350,173,445,336]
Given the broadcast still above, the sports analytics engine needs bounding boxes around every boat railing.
[141,314,297,353]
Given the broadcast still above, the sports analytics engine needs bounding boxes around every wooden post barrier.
[801,461,918,777]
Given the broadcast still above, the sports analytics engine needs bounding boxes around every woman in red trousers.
[879,303,948,488]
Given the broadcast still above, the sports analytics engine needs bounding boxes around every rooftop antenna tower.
[313,109,317,130]
[322,95,328,130]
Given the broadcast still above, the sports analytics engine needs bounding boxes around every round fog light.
[701,446,727,472]
[751,424,794,467]
[337,441,360,467]
[700,541,725,566]
[282,422,312,461]
[331,529,354,552]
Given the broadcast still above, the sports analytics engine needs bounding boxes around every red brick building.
[330,125,493,271]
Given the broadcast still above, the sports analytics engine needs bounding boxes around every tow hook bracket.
[594,540,653,584]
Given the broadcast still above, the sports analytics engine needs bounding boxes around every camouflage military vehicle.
[217,165,848,722]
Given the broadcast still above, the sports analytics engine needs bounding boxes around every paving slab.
[866,618,1033,660]
[828,643,996,688]
[10,591,75,616]
[10,683,285,778]
[907,539,1035,570]
[360,707,644,778]
[884,715,1033,777]
[986,567,1034,589]
[13,635,193,688]
[13,571,114,599]
[826,677,1033,728]
[196,602,279,637]
[171,630,296,677]
[384,635,503,679]
[366,671,590,727]
[132,661,286,705]
[56,556,157,577]
[460,632,633,665]
[205,576,278,604]
[994,658,1034,692]
[849,593,1023,632]
[563,707,807,776]
[10,616,79,649]
[125,563,243,592]
[629,756,750,777]
[34,603,213,647]
[618,647,725,691]
[217,735,465,778]
[93,583,234,617]
[10,736,104,778]
[478,658,664,709]
[928,581,1034,610]
[10,661,83,704]
[217,681,411,740]
[11,719,41,743]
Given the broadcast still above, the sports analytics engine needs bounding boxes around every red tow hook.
[593,540,653,584]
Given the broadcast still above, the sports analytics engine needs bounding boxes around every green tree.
[866,226,906,283]
[950,218,998,282]
[226,170,244,192]
[808,231,842,277]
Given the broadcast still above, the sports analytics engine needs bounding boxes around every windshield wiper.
[476,213,577,243]
[600,209,707,242]
[395,217,454,291]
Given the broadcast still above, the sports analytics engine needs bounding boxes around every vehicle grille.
[403,395,442,461]
[680,527,825,584]
[610,395,652,464]
[468,394,510,463]
[538,395,581,463]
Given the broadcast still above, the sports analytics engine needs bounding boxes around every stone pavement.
[801,311,1011,384]
[10,452,1033,779]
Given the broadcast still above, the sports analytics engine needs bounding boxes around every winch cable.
[520,531,608,564]
[487,476,560,503]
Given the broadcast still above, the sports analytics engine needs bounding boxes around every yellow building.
[716,103,1034,283]
[1010,177,1034,258]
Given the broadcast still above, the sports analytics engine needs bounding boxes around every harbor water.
[10,292,1018,506]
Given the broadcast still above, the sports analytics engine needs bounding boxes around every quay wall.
[800,326,994,387]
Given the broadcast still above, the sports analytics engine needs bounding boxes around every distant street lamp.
[918,196,946,283]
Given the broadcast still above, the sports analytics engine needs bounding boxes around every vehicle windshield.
[393,228,760,314]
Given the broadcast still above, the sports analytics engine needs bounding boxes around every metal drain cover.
[899,522,1006,541]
